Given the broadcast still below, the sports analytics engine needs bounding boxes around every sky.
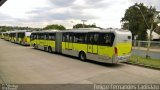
[0,0,160,29]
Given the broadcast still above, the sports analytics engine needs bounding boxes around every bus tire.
[79,51,86,61]
[33,44,36,48]
[48,46,52,53]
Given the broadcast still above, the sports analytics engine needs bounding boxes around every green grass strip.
[128,55,160,68]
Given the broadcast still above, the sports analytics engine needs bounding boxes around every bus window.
[41,34,45,40]
[69,34,73,42]
[74,33,87,44]
[30,34,34,41]
[93,33,99,45]
[18,32,25,38]
[100,33,115,46]
[45,33,49,40]
[49,33,55,40]
[62,33,66,42]
[33,34,37,40]
[62,33,72,42]
[37,33,41,40]
[128,36,131,39]
[38,33,42,40]
[66,34,70,42]
[87,33,99,45]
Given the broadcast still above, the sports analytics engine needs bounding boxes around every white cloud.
[0,0,159,28]
[130,0,160,10]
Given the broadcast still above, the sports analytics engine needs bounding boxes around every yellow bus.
[15,31,31,45]
[9,31,17,42]
[31,28,132,63]
[0,32,3,39]
[3,30,31,45]
[2,32,10,41]
[30,30,57,52]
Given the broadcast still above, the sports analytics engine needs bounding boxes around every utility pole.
[81,20,87,28]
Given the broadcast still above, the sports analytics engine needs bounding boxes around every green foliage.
[121,3,158,40]
[44,24,66,30]
[73,24,97,28]
[0,26,41,32]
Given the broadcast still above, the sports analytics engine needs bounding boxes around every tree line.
[0,23,99,32]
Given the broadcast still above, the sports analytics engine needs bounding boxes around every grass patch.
[128,55,160,68]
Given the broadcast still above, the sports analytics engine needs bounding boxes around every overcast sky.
[0,0,160,29]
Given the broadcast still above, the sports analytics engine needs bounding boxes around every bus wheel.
[33,44,36,48]
[48,47,52,53]
[79,52,86,61]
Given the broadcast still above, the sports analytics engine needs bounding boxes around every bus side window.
[33,34,37,40]
[30,34,34,41]
[69,34,73,42]
[48,33,54,40]
[87,34,93,44]
[66,34,70,42]
[45,33,49,40]
[41,34,45,40]
[62,33,66,42]
[93,33,99,45]
[87,33,99,45]
[100,33,114,46]
[51,33,55,40]
[74,33,86,44]
[37,34,41,40]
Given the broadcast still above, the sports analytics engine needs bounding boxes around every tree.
[121,3,158,40]
[73,24,97,28]
[44,24,66,30]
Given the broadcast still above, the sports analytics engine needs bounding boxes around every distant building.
[147,29,160,41]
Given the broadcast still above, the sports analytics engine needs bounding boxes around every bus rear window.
[128,36,131,39]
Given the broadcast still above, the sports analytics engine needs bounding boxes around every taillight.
[114,47,118,55]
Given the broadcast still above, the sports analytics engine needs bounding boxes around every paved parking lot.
[0,39,160,84]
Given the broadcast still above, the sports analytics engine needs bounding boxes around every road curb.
[125,62,160,70]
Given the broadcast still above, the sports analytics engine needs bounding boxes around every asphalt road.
[0,39,160,84]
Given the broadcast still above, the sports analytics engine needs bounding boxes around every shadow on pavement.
[31,47,125,68]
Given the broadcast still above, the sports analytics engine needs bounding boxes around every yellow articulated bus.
[30,30,57,52]
[30,28,132,64]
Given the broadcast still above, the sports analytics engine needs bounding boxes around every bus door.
[39,33,44,46]
[87,33,99,54]
[65,33,69,49]
[68,34,73,50]
[65,33,72,50]
[44,33,48,46]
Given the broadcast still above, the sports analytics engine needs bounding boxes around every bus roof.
[31,28,131,35]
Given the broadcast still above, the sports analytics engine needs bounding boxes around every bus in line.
[15,30,31,45]
[2,32,10,41]
[1,30,31,45]
[30,28,132,63]
[0,32,3,39]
